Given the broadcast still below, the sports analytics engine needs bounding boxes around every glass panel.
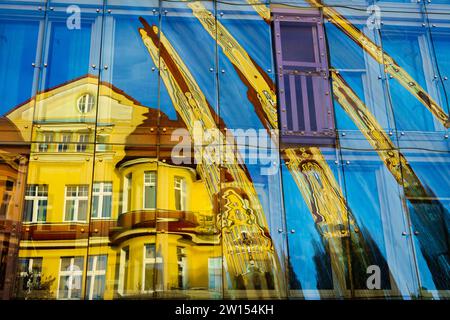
[86,4,163,291]
[283,147,350,299]
[154,0,222,299]
[340,149,419,298]
[0,155,30,301]
[379,2,448,148]
[58,257,84,300]
[216,0,284,298]
[1,0,449,302]
[324,6,395,149]
[424,0,450,152]
[0,4,42,142]
[11,2,102,300]
[399,149,450,299]
[86,255,107,300]
[96,0,160,146]
[217,0,274,132]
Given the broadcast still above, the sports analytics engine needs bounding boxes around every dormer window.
[77,93,95,113]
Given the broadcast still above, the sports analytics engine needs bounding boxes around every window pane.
[79,185,89,196]
[144,186,156,209]
[37,185,48,196]
[88,256,95,271]
[92,195,99,218]
[58,276,70,299]
[92,275,105,299]
[102,195,112,218]
[37,199,47,221]
[70,276,83,299]
[78,200,88,221]
[60,258,72,271]
[93,183,100,193]
[32,258,42,272]
[280,22,315,63]
[145,244,156,259]
[65,200,75,221]
[25,185,35,197]
[175,189,181,211]
[144,264,154,291]
[96,256,107,271]
[23,200,33,222]
[104,183,112,192]
[73,257,84,270]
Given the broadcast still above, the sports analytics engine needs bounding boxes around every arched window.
[77,93,95,113]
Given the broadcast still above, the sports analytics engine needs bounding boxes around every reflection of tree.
[408,200,450,290]
[287,259,301,291]
[16,272,56,300]
[348,228,392,291]
[311,240,333,291]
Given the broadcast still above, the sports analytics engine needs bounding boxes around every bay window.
[143,171,156,210]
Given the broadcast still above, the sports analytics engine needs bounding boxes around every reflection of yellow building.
[8,76,221,299]
[0,135,28,299]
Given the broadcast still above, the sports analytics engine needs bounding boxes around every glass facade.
[0,0,448,300]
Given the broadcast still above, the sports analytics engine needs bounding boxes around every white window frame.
[38,132,54,152]
[92,182,112,219]
[122,173,132,214]
[208,257,222,290]
[174,176,186,211]
[118,247,129,295]
[24,184,48,223]
[19,257,42,279]
[57,257,84,300]
[58,133,71,152]
[86,255,107,300]
[18,257,43,293]
[95,134,108,152]
[176,246,187,289]
[143,171,156,210]
[141,244,163,293]
[77,93,95,114]
[64,185,89,222]
[76,133,89,152]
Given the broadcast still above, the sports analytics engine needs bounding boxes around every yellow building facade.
[9,76,223,300]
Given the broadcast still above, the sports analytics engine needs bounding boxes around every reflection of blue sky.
[343,162,386,249]
[3,3,449,294]
[433,34,450,113]
[381,28,438,131]
[45,22,91,90]
[219,15,273,77]
[109,15,176,119]
[162,14,217,118]
[0,20,39,114]
[110,17,158,107]
[281,161,332,292]
[406,157,450,292]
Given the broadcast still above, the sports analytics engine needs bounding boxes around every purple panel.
[274,20,288,130]
[312,76,324,131]
[300,75,311,132]
[280,22,316,63]
[274,10,336,147]
[289,75,299,132]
